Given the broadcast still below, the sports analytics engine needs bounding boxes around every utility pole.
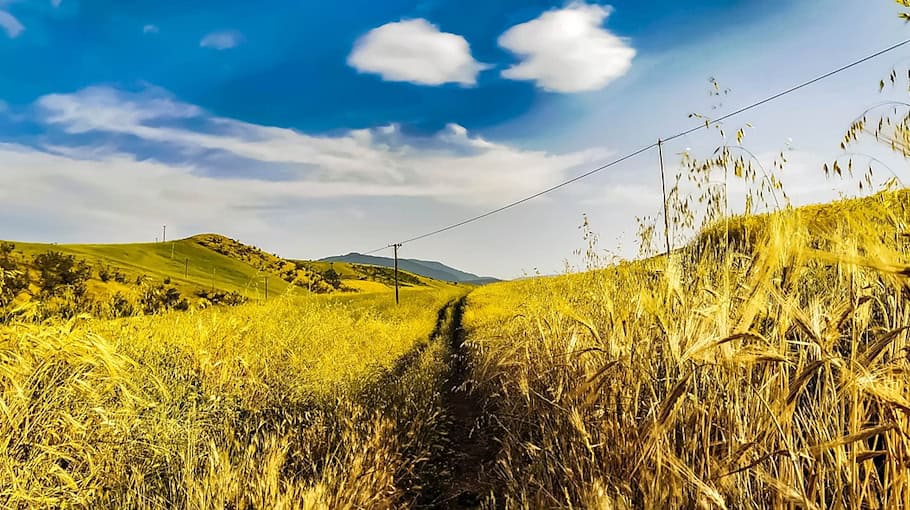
[657,139,671,257]
[392,243,402,305]
[162,225,166,243]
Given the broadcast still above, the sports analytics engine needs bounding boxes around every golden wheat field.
[462,191,910,508]
[7,4,910,510]
[0,287,468,508]
[4,190,910,509]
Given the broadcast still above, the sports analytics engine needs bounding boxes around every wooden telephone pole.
[392,243,402,305]
[657,139,671,257]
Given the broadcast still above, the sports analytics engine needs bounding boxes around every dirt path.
[418,297,501,509]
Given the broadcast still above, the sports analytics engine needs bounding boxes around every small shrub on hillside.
[140,284,189,314]
[194,289,248,306]
[322,268,341,289]
[106,292,135,318]
[98,264,112,282]
[97,264,126,284]
[33,251,90,297]
[0,243,29,307]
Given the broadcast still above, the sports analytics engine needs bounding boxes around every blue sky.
[1,0,908,278]
[0,0,783,133]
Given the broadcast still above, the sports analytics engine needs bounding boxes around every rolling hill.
[8,236,292,297]
[1,234,462,318]
[319,253,500,285]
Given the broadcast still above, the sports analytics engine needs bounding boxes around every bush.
[140,285,189,314]
[107,292,135,318]
[322,268,341,289]
[33,251,90,297]
[99,265,128,284]
[0,243,28,307]
[194,289,248,306]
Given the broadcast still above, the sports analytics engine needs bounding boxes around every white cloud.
[0,10,24,38]
[143,24,159,34]
[200,30,243,50]
[30,85,606,210]
[498,2,635,93]
[51,0,61,7]
[39,86,201,133]
[348,18,488,86]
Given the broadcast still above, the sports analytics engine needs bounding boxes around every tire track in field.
[418,296,501,509]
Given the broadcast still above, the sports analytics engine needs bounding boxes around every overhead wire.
[363,37,910,255]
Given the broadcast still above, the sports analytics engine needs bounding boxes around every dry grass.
[461,190,910,508]
[0,287,465,508]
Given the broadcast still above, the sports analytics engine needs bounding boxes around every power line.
[664,37,910,143]
[364,144,657,255]
[364,37,910,255]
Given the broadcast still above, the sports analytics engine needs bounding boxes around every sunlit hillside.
[461,189,910,508]
[0,234,459,320]
[4,2,910,509]
[1,286,469,508]
[9,236,298,297]
[4,189,910,508]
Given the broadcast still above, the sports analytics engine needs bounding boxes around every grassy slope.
[300,260,452,290]
[459,189,910,507]
[11,238,295,299]
[319,253,492,283]
[1,281,470,507]
[8,235,462,303]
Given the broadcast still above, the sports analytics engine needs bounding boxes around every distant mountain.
[319,253,500,284]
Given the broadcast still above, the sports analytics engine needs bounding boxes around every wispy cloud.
[33,85,605,207]
[0,84,611,249]
[498,2,635,93]
[0,10,24,38]
[348,19,489,86]
[200,30,243,50]
[143,24,159,35]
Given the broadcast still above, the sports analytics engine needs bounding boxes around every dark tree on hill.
[0,243,28,306]
[140,284,189,314]
[322,268,341,289]
[33,251,90,297]
[0,242,16,270]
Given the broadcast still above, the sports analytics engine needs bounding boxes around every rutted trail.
[364,293,501,508]
[416,296,501,509]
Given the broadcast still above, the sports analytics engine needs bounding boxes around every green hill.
[5,236,296,302]
[319,252,500,284]
[298,260,435,291]
[0,233,464,319]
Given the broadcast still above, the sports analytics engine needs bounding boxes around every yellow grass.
[0,286,466,508]
[460,190,910,508]
[5,185,910,508]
